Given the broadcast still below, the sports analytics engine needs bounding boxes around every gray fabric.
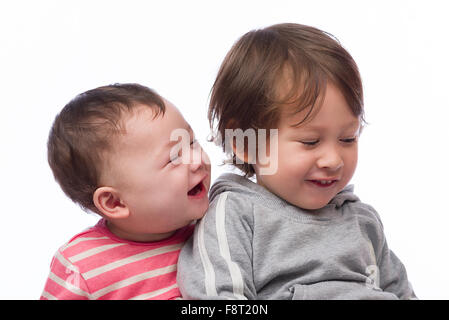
[178,173,416,300]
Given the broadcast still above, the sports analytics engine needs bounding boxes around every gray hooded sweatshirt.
[177,173,416,300]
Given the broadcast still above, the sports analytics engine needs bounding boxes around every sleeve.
[40,249,91,300]
[377,240,417,299]
[364,205,417,299]
[177,191,257,300]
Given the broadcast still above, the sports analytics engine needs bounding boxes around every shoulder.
[61,218,110,245]
[46,220,109,285]
[340,191,387,250]
[209,172,284,212]
[349,200,384,230]
[205,190,255,230]
[63,219,107,243]
[190,187,255,257]
[333,185,384,227]
[208,173,258,217]
[55,219,118,266]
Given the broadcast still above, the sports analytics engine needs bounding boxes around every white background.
[1,0,448,299]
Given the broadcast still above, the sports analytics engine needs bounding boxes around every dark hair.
[47,83,165,214]
[208,23,364,177]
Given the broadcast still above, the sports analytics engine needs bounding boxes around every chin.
[188,206,208,221]
[296,199,331,211]
[299,204,323,211]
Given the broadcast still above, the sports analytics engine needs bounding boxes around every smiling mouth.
[188,181,205,197]
[307,180,338,188]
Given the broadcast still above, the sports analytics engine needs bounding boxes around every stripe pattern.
[40,219,192,300]
[197,192,247,299]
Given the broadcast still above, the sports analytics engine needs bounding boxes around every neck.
[105,220,175,243]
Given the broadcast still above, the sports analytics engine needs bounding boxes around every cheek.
[267,155,311,191]
[342,148,358,177]
[167,166,190,193]
[141,170,188,200]
[348,146,358,166]
[280,147,314,175]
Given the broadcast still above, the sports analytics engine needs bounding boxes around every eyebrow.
[297,120,360,131]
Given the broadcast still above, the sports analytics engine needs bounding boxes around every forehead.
[118,102,190,151]
[279,83,360,130]
[271,64,324,126]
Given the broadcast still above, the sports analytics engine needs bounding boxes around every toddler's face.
[255,83,360,210]
[103,100,211,235]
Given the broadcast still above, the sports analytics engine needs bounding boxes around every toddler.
[41,83,211,299]
[177,23,416,299]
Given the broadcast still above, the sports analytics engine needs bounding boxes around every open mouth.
[307,180,338,188]
[188,181,206,198]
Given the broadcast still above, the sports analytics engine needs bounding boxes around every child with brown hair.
[41,83,211,299]
[177,23,416,299]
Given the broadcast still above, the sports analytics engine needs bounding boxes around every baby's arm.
[177,192,256,299]
[40,250,90,300]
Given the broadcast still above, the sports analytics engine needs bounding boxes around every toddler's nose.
[316,147,343,171]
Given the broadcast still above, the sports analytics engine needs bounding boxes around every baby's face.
[103,100,211,235]
[254,83,360,210]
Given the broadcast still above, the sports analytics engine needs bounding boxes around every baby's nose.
[189,146,206,171]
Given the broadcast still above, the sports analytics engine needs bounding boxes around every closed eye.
[167,155,179,165]
[168,138,198,165]
[301,140,319,146]
[340,137,357,143]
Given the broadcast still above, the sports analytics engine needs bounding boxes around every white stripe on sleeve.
[129,283,178,300]
[48,272,90,298]
[82,243,183,280]
[69,243,127,263]
[90,264,177,299]
[197,212,218,296]
[215,192,247,300]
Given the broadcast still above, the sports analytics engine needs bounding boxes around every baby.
[177,23,416,299]
[41,83,211,299]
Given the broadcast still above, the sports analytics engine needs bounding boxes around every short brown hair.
[47,83,165,214]
[209,23,364,177]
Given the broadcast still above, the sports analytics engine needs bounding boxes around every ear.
[93,187,129,220]
[227,119,256,164]
[231,140,255,164]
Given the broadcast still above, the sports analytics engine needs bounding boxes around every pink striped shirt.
[40,219,193,300]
